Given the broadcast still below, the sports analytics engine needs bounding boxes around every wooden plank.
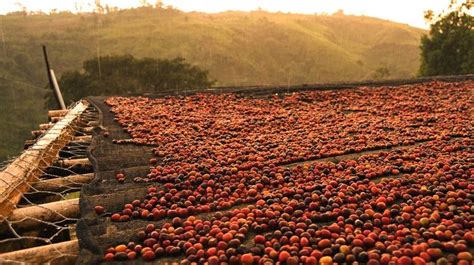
[0,101,89,219]
[32,173,94,193]
[8,198,80,229]
[0,239,78,264]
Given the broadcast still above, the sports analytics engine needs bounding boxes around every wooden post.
[55,158,91,168]
[39,123,54,130]
[32,173,94,193]
[24,140,35,149]
[8,198,80,229]
[73,135,92,142]
[31,130,46,138]
[88,121,100,127]
[81,127,94,134]
[50,116,62,123]
[48,110,68,118]
[0,239,78,264]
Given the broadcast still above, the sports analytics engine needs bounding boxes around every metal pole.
[42,45,62,109]
[50,69,66,110]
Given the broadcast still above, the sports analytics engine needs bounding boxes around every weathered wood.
[39,123,54,130]
[0,101,89,219]
[32,173,94,193]
[73,135,92,142]
[24,140,35,149]
[81,127,94,134]
[31,130,46,137]
[0,239,78,264]
[8,198,80,229]
[55,158,91,168]
[48,109,68,118]
[87,121,100,127]
[27,135,91,150]
[50,116,61,123]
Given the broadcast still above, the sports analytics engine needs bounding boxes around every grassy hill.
[0,7,425,161]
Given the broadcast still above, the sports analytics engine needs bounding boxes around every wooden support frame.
[25,135,92,150]
[0,239,79,264]
[8,198,80,229]
[32,173,94,193]
[81,127,94,134]
[0,101,89,219]
[50,116,62,123]
[48,110,68,118]
[39,123,54,130]
[72,135,92,142]
[55,158,91,168]
[31,130,46,138]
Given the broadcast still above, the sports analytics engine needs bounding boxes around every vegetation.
[0,78,45,161]
[419,2,473,76]
[0,8,425,160]
[372,66,391,79]
[46,55,214,108]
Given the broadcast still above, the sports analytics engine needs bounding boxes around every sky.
[0,0,458,29]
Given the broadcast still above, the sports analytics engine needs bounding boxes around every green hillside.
[0,7,425,161]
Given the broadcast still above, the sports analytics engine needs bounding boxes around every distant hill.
[0,7,425,160]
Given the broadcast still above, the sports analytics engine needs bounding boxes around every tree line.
[46,55,214,108]
[419,1,473,76]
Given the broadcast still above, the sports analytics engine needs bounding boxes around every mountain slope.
[0,8,425,160]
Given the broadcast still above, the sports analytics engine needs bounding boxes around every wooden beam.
[50,116,61,123]
[39,123,54,130]
[87,121,99,127]
[24,140,35,149]
[81,127,94,134]
[32,173,94,193]
[55,158,91,168]
[0,239,78,264]
[48,109,68,118]
[31,130,46,138]
[0,101,89,219]
[72,135,92,142]
[8,198,80,229]
[26,135,91,150]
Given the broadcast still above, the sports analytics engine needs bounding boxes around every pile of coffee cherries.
[104,138,473,264]
[101,81,473,263]
[105,81,472,173]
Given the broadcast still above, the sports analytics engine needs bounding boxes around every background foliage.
[419,3,473,76]
[46,55,214,107]
[0,8,426,160]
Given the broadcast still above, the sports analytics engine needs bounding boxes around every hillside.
[0,7,425,160]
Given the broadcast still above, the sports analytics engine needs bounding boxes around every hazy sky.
[0,0,457,29]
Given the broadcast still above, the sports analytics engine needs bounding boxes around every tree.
[419,2,473,76]
[372,66,391,80]
[45,55,215,108]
